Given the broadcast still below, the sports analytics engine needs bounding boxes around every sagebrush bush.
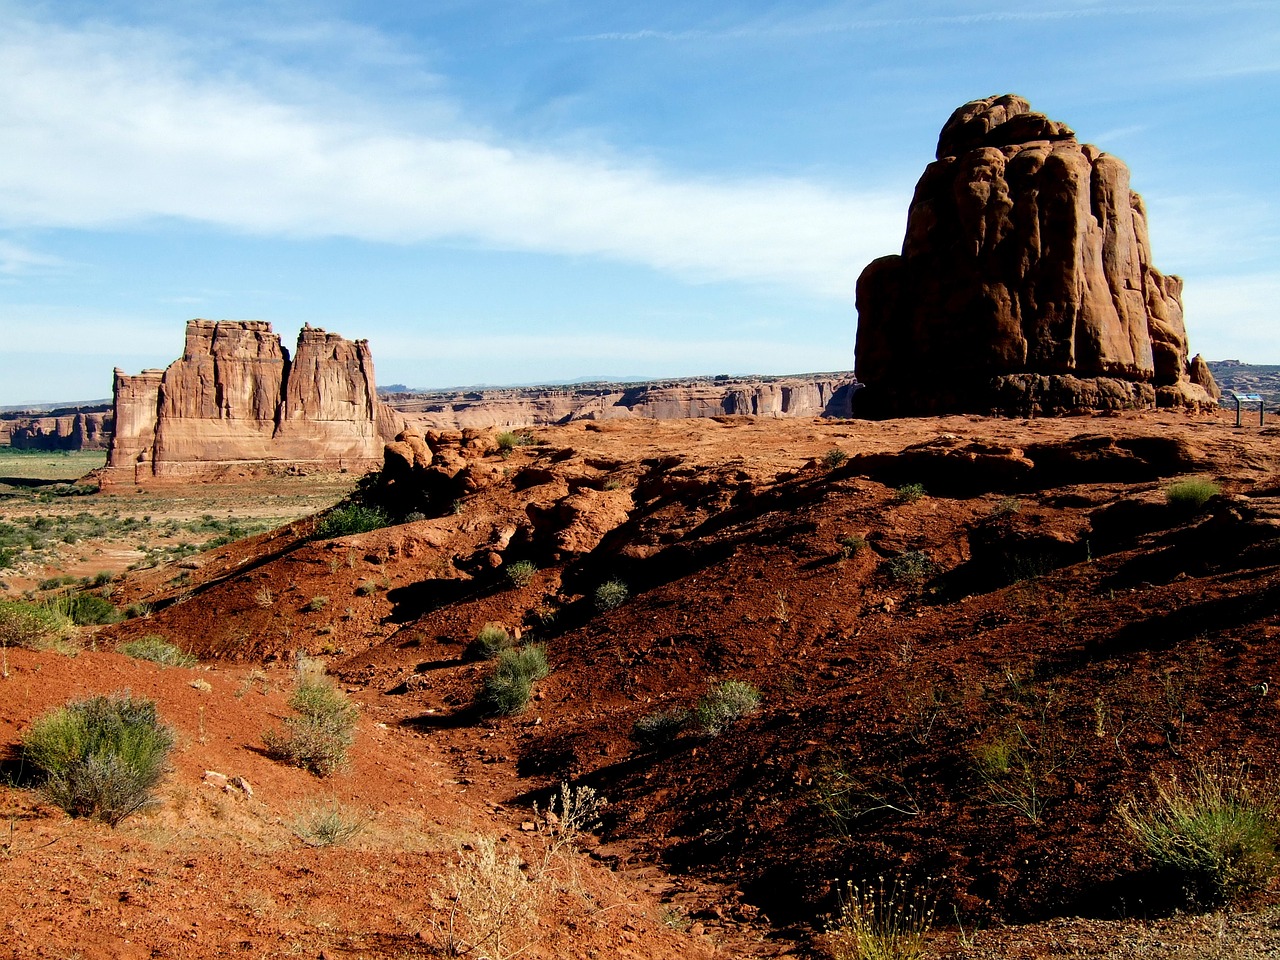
[594,579,629,611]
[632,708,690,748]
[117,635,197,668]
[505,560,537,588]
[264,673,359,776]
[0,599,76,653]
[695,680,761,736]
[883,551,937,588]
[1166,478,1221,512]
[468,623,514,660]
[314,503,388,539]
[823,448,849,469]
[54,591,122,626]
[892,483,926,504]
[22,692,175,826]
[1119,764,1280,907]
[480,646,550,716]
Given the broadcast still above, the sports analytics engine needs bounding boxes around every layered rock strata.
[387,375,856,431]
[854,94,1219,417]
[1,410,112,450]
[104,320,402,485]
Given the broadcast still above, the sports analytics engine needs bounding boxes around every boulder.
[854,94,1219,417]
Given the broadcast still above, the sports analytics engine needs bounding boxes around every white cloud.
[0,14,904,301]
[0,240,66,276]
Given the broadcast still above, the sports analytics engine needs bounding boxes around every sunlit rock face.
[854,93,1219,418]
[104,320,401,485]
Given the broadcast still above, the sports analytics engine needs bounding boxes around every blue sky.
[1,0,1277,405]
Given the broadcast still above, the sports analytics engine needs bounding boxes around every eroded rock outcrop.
[104,320,404,485]
[854,94,1219,417]
[2,410,112,450]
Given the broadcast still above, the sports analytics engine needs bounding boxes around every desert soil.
[4,408,1280,959]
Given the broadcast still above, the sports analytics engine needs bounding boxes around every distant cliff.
[0,407,112,450]
[104,320,403,485]
[384,374,857,430]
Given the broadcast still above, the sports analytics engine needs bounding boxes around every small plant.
[437,834,542,959]
[354,580,379,596]
[823,448,849,469]
[0,599,76,654]
[1118,763,1280,907]
[892,483,926,504]
[593,578,629,611]
[632,708,690,749]
[992,497,1022,517]
[293,800,368,847]
[468,623,514,660]
[504,560,537,588]
[21,692,175,826]
[1166,478,1221,512]
[839,534,867,559]
[254,586,274,609]
[695,680,761,736]
[302,596,330,613]
[824,876,936,960]
[535,780,608,858]
[117,636,197,668]
[479,645,550,716]
[264,666,359,777]
[495,431,534,456]
[882,551,937,588]
[313,502,389,539]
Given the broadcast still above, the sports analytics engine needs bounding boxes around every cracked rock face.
[854,93,1219,418]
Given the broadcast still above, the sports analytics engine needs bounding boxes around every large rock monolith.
[854,94,1219,417]
[104,320,404,485]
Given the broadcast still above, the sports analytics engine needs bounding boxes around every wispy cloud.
[0,13,903,300]
[0,240,67,277]
[567,4,1225,43]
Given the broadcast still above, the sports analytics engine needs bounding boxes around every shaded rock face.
[105,320,403,485]
[854,94,1219,417]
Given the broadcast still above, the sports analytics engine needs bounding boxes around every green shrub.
[264,673,359,777]
[496,431,533,454]
[302,596,330,613]
[505,559,537,588]
[632,708,690,748]
[823,448,849,469]
[695,680,761,736]
[594,579,629,611]
[883,551,937,588]
[21,693,175,826]
[314,503,388,539]
[1119,765,1280,907]
[55,592,122,626]
[892,483,926,504]
[468,623,514,660]
[838,534,867,559]
[479,645,550,716]
[0,599,76,653]
[1166,479,1221,512]
[117,636,197,668]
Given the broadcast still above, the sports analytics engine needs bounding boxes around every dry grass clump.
[116,635,197,668]
[1119,763,1280,907]
[824,877,935,960]
[468,622,514,660]
[437,834,542,960]
[694,680,761,736]
[1165,478,1221,512]
[293,800,369,847]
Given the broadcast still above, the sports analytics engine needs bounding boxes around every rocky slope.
[0,407,112,450]
[855,94,1219,417]
[42,406,1276,958]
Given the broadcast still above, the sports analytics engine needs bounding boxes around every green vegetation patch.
[313,503,389,539]
[116,636,197,668]
[1166,478,1221,512]
[0,599,76,653]
[479,645,550,716]
[694,680,761,736]
[21,692,175,826]
[264,671,359,777]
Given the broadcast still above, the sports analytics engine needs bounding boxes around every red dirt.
[6,409,1280,958]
